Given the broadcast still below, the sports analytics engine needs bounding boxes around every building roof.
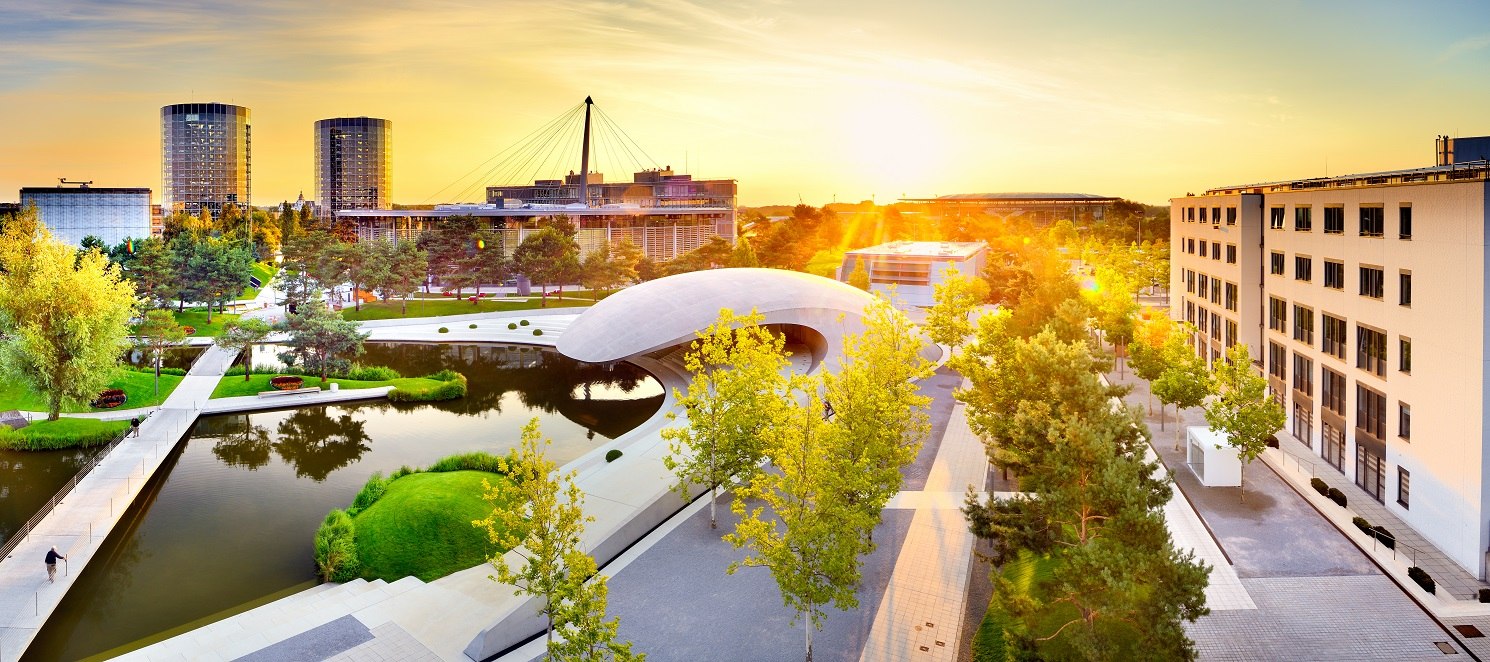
[1198,160,1490,197]
[555,268,878,364]
[845,241,987,259]
[20,187,151,195]
[336,204,730,219]
[901,192,1118,203]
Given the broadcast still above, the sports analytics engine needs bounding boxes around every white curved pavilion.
[555,267,879,367]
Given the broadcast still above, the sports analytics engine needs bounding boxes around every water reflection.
[0,447,102,546]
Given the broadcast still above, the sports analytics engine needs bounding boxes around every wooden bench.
[257,387,322,398]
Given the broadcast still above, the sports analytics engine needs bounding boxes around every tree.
[0,213,138,420]
[579,244,625,300]
[336,241,382,312]
[135,309,186,396]
[200,240,254,319]
[514,226,581,306]
[383,241,429,315]
[215,318,274,382]
[122,237,178,308]
[1204,344,1286,501]
[278,302,368,383]
[727,375,871,662]
[662,309,789,529]
[1128,313,1176,413]
[416,215,479,296]
[729,237,760,268]
[609,239,644,286]
[1151,333,1211,445]
[924,264,981,349]
[474,419,640,660]
[846,257,870,291]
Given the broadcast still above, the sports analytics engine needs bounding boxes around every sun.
[841,95,948,196]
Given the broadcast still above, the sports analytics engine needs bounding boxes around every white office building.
[19,186,153,246]
[838,241,988,307]
[1172,136,1490,577]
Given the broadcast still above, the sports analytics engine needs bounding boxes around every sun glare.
[841,95,947,196]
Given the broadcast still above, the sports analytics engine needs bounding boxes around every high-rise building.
[1172,134,1490,578]
[315,117,391,217]
[20,185,152,246]
[161,102,251,217]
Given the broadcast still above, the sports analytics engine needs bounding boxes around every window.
[1185,301,1195,324]
[1397,467,1410,509]
[1399,337,1411,373]
[1212,208,1222,225]
[1210,312,1221,341]
[1399,271,1411,307]
[1197,307,1208,333]
[1211,278,1221,305]
[1295,255,1312,282]
[1211,243,1221,260]
[1187,207,1195,222]
[1187,238,1195,253]
[1270,207,1285,229]
[1199,240,1208,256]
[1293,353,1313,395]
[1293,304,1314,344]
[1399,403,1411,440]
[1324,206,1344,234]
[1357,443,1385,504]
[1357,325,1386,377]
[1269,297,1288,332]
[1359,266,1383,298]
[1323,260,1345,289]
[1360,206,1384,237]
[1270,252,1285,275]
[1323,423,1345,472]
[1399,205,1412,239]
[1357,384,1386,439]
[1185,270,1195,293]
[1226,207,1237,225]
[1268,342,1287,380]
[1197,273,1208,296]
[1225,320,1237,348]
[1322,368,1346,414]
[1323,314,1347,359]
[1226,244,1236,264]
[1295,206,1312,231]
[1224,282,1238,311]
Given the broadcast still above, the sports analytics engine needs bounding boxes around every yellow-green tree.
[662,308,789,529]
[924,264,982,350]
[474,419,640,660]
[846,257,870,291]
[1205,344,1286,502]
[0,213,137,420]
[136,309,187,396]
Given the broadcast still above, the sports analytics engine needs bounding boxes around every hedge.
[345,365,402,381]
[1327,487,1347,508]
[387,371,468,402]
[1310,477,1329,497]
[519,319,530,326]
[469,323,478,329]
[532,329,544,336]
[606,449,623,463]
[123,365,189,376]
[428,451,513,475]
[1408,566,1435,594]
[347,472,390,517]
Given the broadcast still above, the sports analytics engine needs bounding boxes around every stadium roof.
[900,192,1118,203]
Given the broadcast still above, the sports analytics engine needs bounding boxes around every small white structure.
[1186,426,1242,487]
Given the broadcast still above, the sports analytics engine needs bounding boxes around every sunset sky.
[2,0,1489,207]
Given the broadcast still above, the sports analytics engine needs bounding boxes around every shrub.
[1372,525,1396,549]
[428,451,512,474]
[390,465,416,481]
[469,323,478,329]
[532,329,544,336]
[347,472,390,517]
[1352,516,1373,535]
[388,372,468,402]
[427,369,462,382]
[508,322,517,330]
[1327,487,1347,508]
[438,327,449,334]
[1478,588,1490,603]
[519,319,530,326]
[606,449,623,463]
[1408,566,1435,594]
[1266,435,1279,448]
[126,365,189,376]
[314,509,360,583]
[1310,477,1329,497]
[345,365,402,381]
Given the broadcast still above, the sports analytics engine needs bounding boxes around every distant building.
[161,102,251,217]
[837,241,987,307]
[315,117,391,217]
[900,192,1118,225]
[0,202,19,217]
[488,168,734,209]
[1435,134,1490,165]
[20,185,152,246]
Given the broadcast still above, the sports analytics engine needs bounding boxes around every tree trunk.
[48,392,61,422]
[540,284,548,308]
[1174,412,1184,450]
[804,608,813,662]
[206,303,213,324]
[155,354,163,397]
[474,281,482,305]
[402,295,409,316]
[244,348,253,381]
[709,484,718,530]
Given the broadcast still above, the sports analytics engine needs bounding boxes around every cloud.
[1438,32,1490,62]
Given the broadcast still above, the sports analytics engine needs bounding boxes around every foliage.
[427,451,512,474]
[1204,344,1286,501]
[338,296,591,321]
[1408,567,1435,594]
[135,308,187,396]
[474,419,639,659]
[214,317,274,382]
[387,372,468,402]
[353,470,507,582]
[605,449,623,462]
[846,257,870,291]
[209,372,447,399]
[438,327,449,333]
[580,242,634,300]
[1310,477,1329,496]
[514,220,582,305]
[348,471,390,517]
[924,264,981,349]
[278,302,369,383]
[1327,487,1347,507]
[121,237,178,307]
[533,328,544,336]
[0,417,130,451]
[661,308,789,529]
[0,212,138,420]
[345,365,401,381]
[1151,331,1211,443]
[314,509,361,582]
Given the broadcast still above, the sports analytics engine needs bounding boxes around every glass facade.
[160,103,251,217]
[315,117,391,216]
[19,188,152,247]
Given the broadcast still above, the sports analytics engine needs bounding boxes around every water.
[22,342,662,661]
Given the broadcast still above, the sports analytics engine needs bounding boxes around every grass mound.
[352,470,508,581]
[0,418,131,450]
[209,373,449,399]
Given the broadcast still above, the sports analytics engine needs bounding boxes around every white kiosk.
[1186,426,1242,487]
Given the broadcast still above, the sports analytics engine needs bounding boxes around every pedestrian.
[130,417,141,438]
[45,546,66,583]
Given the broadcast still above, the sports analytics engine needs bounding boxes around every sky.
[2,0,1489,207]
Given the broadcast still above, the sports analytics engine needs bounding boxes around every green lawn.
[241,262,280,299]
[0,369,184,414]
[352,470,509,581]
[339,297,592,321]
[805,248,847,278]
[209,373,446,399]
[0,418,131,451]
[131,310,241,338]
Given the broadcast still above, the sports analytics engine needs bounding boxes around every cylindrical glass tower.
[315,117,391,218]
[160,102,251,217]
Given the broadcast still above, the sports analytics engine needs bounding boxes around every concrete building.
[19,185,152,246]
[1171,135,1490,577]
[837,241,987,307]
[315,117,391,217]
[161,102,251,217]
[900,192,1118,225]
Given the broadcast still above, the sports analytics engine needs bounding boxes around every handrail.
[0,421,134,563]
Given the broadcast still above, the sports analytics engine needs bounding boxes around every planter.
[91,389,128,408]
[182,326,197,335]
[270,375,304,390]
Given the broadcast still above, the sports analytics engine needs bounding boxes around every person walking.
[130,417,141,438]
[45,546,66,583]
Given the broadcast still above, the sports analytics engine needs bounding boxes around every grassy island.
[0,418,131,451]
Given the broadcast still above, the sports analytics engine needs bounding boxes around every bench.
[257,387,322,398]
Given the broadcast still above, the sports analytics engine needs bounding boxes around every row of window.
[1182,301,1238,349]
[1181,270,1239,312]
[1179,238,1238,264]
[1182,206,1239,225]
[1268,254,1412,305]
[1180,203,1413,240]
[1267,297,1411,377]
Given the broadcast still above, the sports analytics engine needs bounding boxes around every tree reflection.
[211,414,273,470]
[272,408,372,481]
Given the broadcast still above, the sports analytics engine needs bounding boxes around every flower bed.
[182,325,197,335]
[270,375,305,390]
[91,388,128,409]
